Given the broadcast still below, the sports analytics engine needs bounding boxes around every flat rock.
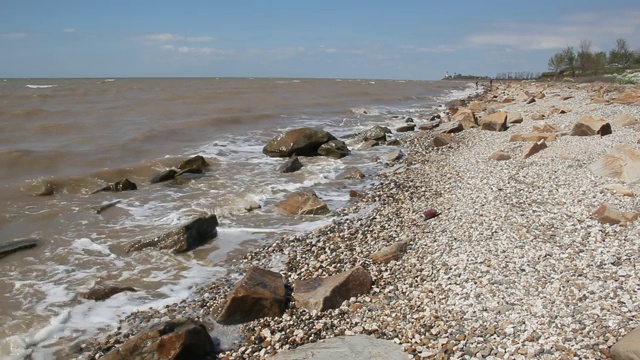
[431,134,459,148]
[433,121,463,134]
[532,123,561,133]
[293,266,372,312]
[611,113,639,127]
[395,124,415,132]
[359,139,379,149]
[382,149,403,163]
[79,282,137,301]
[263,128,337,157]
[589,145,640,183]
[215,267,286,325]
[611,326,640,360]
[570,115,612,136]
[273,189,330,215]
[489,151,511,161]
[510,133,557,142]
[271,335,406,360]
[0,238,38,259]
[126,214,218,253]
[479,112,508,131]
[507,112,523,124]
[592,203,638,225]
[602,184,635,197]
[370,241,409,263]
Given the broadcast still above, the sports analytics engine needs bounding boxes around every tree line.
[547,38,640,79]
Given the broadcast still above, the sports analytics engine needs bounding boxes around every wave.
[26,85,57,89]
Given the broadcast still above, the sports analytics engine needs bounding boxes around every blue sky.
[1,0,639,79]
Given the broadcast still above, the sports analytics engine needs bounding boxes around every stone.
[336,166,365,180]
[395,124,415,132]
[92,178,137,194]
[370,241,409,263]
[489,151,511,161]
[510,133,557,142]
[293,266,372,312]
[592,97,609,104]
[278,156,304,173]
[467,101,486,113]
[177,155,209,171]
[615,90,640,104]
[523,140,547,159]
[271,335,406,360]
[423,209,439,219]
[536,92,546,99]
[263,128,337,157]
[611,113,639,127]
[359,125,391,142]
[560,95,574,101]
[419,122,439,131]
[532,123,561,133]
[431,134,459,148]
[434,121,463,134]
[273,189,330,215]
[570,115,612,136]
[589,145,640,183]
[611,326,640,360]
[79,282,137,301]
[507,112,523,124]
[318,140,350,159]
[32,180,55,196]
[244,202,262,212]
[126,214,218,253]
[349,190,364,199]
[592,203,638,225]
[359,140,379,149]
[531,112,546,121]
[525,96,536,104]
[382,149,403,163]
[479,112,508,131]
[101,318,216,360]
[95,200,121,214]
[602,184,635,197]
[386,139,401,146]
[215,267,286,325]
[452,109,477,129]
[150,169,178,184]
[445,99,466,111]
[0,238,38,259]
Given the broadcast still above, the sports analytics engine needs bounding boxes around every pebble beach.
[86,81,640,360]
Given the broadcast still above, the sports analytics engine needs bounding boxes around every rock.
[502,97,515,103]
[32,180,55,196]
[423,209,439,220]
[370,241,409,263]
[126,214,218,253]
[359,140,379,149]
[278,156,304,173]
[489,151,511,161]
[479,112,508,131]
[79,282,137,301]
[150,169,178,184]
[611,113,639,127]
[531,112,546,120]
[263,128,337,157]
[336,166,365,180]
[592,97,609,104]
[507,112,524,124]
[318,140,350,159]
[433,121,463,134]
[536,92,546,99]
[570,115,612,136]
[293,266,372,312]
[525,96,536,104]
[615,90,640,104]
[386,139,401,146]
[532,123,561,133]
[270,335,407,360]
[359,125,391,142]
[101,318,216,360]
[419,122,439,131]
[395,124,415,132]
[92,178,137,194]
[560,95,574,101]
[95,200,121,214]
[178,155,209,171]
[244,202,262,212]
[452,109,477,129]
[589,145,640,183]
[445,99,466,111]
[592,203,638,225]
[523,140,547,159]
[0,238,38,259]
[382,149,403,163]
[215,267,286,325]
[349,190,364,199]
[602,184,635,197]
[510,133,557,142]
[273,189,330,215]
[611,326,640,360]
[467,101,486,112]
[431,134,459,148]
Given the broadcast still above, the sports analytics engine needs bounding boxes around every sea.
[0,77,473,359]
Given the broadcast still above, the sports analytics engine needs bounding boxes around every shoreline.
[85,81,639,359]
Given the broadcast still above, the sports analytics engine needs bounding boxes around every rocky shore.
[84,81,640,359]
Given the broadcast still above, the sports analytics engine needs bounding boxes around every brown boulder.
[263,128,337,157]
[336,166,365,180]
[431,134,460,147]
[279,156,304,173]
[611,113,639,127]
[293,266,372,312]
[467,101,486,113]
[615,90,640,104]
[370,242,409,263]
[178,155,209,171]
[532,123,561,133]
[126,214,218,253]
[395,124,415,132]
[101,318,216,360]
[489,151,511,161]
[479,112,507,131]
[522,140,547,159]
[215,267,286,325]
[92,178,137,194]
[570,115,612,136]
[433,121,463,134]
[507,112,523,124]
[79,282,137,301]
[318,140,350,159]
[592,203,638,225]
[611,326,640,360]
[452,109,477,129]
[589,145,640,183]
[273,190,330,215]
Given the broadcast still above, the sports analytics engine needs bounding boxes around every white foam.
[25,85,57,89]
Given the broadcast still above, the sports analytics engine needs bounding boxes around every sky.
[1,0,639,80]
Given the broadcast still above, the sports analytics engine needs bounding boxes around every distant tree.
[577,39,593,75]
[592,51,607,76]
[633,49,640,65]
[609,38,633,66]
[548,52,566,80]
[562,46,577,77]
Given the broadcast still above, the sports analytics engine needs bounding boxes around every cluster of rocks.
[84,82,640,360]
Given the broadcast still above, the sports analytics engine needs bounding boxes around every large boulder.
[611,326,640,360]
[263,128,337,157]
[570,115,612,136]
[431,134,460,147]
[215,267,286,325]
[126,214,218,253]
[178,155,209,171]
[479,112,508,131]
[507,112,524,124]
[317,140,350,159]
[278,156,304,173]
[150,169,178,184]
[467,101,486,113]
[101,318,217,360]
[359,125,391,142]
[293,266,372,312]
[79,282,137,301]
[452,109,477,129]
[589,145,640,183]
[273,190,330,215]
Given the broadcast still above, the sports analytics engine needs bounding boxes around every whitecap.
[25,85,57,89]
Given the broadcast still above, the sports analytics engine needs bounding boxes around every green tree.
[562,46,576,77]
[609,38,633,66]
[592,51,607,75]
[577,39,593,75]
[548,52,566,80]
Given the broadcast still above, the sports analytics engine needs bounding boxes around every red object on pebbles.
[423,209,439,220]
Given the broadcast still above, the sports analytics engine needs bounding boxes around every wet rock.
[215,267,286,325]
[523,140,547,159]
[177,155,209,171]
[395,124,415,132]
[79,282,137,301]
[431,134,459,148]
[359,125,391,142]
[101,318,217,360]
[452,109,477,129]
[386,138,401,146]
[318,140,350,159]
[370,241,409,263]
[611,326,640,360]
[263,128,337,157]
[32,180,55,196]
[589,145,640,183]
[293,266,372,312]
[92,178,137,194]
[349,190,365,199]
[489,151,511,161]
[479,112,508,131]
[126,214,218,253]
[336,166,365,180]
[0,238,38,259]
[244,201,262,212]
[278,156,304,173]
[592,203,638,225]
[273,189,330,215]
[95,200,121,214]
[570,115,612,136]
[382,149,403,163]
[359,140,379,149]
[150,169,178,184]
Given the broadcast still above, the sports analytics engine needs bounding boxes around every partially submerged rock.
[126,214,218,253]
[150,169,178,184]
[273,190,330,215]
[336,166,365,180]
[79,282,137,301]
[317,140,350,159]
[382,149,403,163]
[178,155,209,171]
[278,156,304,173]
[293,266,372,312]
[91,178,137,194]
[359,125,391,142]
[263,128,337,157]
[0,238,38,259]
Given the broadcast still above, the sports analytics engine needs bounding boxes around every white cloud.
[161,44,234,56]
[186,36,214,43]
[401,44,457,53]
[0,32,28,39]
[141,33,184,43]
[63,28,76,33]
